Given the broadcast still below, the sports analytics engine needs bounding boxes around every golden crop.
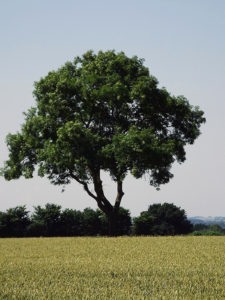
[0,236,225,299]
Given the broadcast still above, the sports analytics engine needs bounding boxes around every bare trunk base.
[107,212,118,237]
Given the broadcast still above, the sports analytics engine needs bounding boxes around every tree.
[1,50,205,236]
[133,203,193,235]
[29,203,62,236]
[0,206,30,237]
[98,207,131,236]
[81,208,102,236]
[60,208,83,236]
[133,211,156,235]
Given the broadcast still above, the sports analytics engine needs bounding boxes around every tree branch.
[114,180,124,212]
[85,106,94,128]
[69,170,110,213]
[69,172,97,200]
[90,168,113,213]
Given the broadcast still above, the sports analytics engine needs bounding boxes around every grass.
[0,236,225,299]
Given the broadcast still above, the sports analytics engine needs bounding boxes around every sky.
[0,0,225,217]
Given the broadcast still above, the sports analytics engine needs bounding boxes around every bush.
[189,231,203,236]
[204,231,221,236]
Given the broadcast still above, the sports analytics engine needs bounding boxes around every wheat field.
[0,236,225,299]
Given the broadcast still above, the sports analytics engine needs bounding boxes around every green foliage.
[2,50,205,188]
[190,224,225,236]
[133,203,193,235]
[0,204,132,237]
[209,224,225,234]
[204,231,222,236]
[81,208,102,236]
[192,223,209,231]
[0,206,30,237]
[60,208,83,236]
[26,220,46,237]
[189,231,203,236]
[28,203,62,236]
[98,207,131,236]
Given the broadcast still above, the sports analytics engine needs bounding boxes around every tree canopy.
[133,203,193,235]
[1,50,205,235]
[0,206,30,237]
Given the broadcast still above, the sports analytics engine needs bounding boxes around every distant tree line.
[190,224,225,236]
[188,217,225,228]
[0,202,196,237]
[0,204,131,237]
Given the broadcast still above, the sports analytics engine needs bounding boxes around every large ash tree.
[2,50,205,236]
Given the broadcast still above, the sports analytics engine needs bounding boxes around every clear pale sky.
[0,0,225,217]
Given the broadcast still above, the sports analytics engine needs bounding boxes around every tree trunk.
[107,180,124,236]
[107,210,118,237]
[73,168,125,236]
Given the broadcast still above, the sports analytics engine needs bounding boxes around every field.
[0,237,225,299]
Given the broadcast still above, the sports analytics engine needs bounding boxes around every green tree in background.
[1,50,205,235]
[133,203,193,235]
[81,208,102,236]
[0,206,30,237]
[60,208,83,236]
[191,224,225,236]
[28,203,62,236]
